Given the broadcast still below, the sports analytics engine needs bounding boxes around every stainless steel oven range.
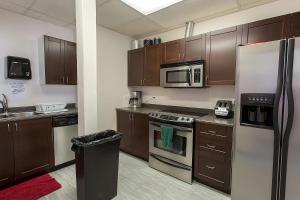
[148,110,207,184]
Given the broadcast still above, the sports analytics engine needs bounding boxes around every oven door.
[149,121,193,166]
[160,66,191,87]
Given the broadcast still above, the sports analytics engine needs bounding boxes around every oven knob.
[187,118,190,121]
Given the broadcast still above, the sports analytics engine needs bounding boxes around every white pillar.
[75,0,98,135]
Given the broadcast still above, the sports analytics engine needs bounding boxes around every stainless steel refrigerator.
[232,37,300,200]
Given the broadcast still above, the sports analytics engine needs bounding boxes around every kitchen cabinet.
[289,12,300,38]
[44,35,77,85]
[116,110,149,160]
[184,34,206,62]
[0,122,14,187]
[242,16,287,45]
[206,26,242,85]
[163,39,185,64]
[194,122,232,194]
[144,44,163,86]
[128,48,144,86]
[13,118,53,180]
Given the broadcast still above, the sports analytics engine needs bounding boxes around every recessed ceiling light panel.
[121,0,183,15]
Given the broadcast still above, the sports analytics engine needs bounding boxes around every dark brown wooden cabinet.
[44,35,77,85]
[128,48,144,86]
[206,26,242,85]
[194,122,233,194]
[163,39,185,64]
[242,16,287,45]
[144,44,163,86]
[184,34,206,62]
[13,118,53,180]
[0,122,14,187]
[116,110,149,160]
[289,12,300,37]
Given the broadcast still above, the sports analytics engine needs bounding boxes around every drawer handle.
[206,165,216,170]
[207,144,216,149]
[208,130,216,134]
[200,131,227,138]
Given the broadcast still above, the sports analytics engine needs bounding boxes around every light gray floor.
[41,152,231,200]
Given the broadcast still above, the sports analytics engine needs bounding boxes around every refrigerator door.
[232,40,282,200]
[284,37,300,200]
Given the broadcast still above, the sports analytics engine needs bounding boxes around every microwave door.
[161,66,190,87]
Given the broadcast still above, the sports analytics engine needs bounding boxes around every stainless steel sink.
[0,111,37,119]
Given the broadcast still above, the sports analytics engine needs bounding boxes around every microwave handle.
[187,68,192,86]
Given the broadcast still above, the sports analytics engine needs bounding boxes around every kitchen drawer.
[195,148,231,193]
[198,122,232,139]
[199,134,228,154]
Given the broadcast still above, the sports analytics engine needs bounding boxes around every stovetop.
[160,109,208,117]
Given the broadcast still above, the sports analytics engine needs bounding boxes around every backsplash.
[128,86,235,109]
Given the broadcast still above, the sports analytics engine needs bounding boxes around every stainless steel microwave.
[6,56,32,80]
[160,61,204,88]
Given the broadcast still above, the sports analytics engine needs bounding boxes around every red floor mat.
[0,174,62,200]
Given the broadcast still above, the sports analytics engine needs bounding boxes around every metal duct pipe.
[184,21,194,38]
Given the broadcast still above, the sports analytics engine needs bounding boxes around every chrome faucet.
[0,94,8,113]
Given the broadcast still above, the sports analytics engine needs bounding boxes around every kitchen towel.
[160,125,174,149]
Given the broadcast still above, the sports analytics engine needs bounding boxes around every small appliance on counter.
[35,103,68,114]
[214,100,233,118]
[129,91,142,108]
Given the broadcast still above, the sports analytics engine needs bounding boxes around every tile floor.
[41,152,231,200]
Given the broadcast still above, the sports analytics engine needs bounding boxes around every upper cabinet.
[163,39,185,64]
[128,48,144,86]
[206,26,242,85]
[43,35,77,85]
[288,12,300,38]
[144,44,163,86]
[242,16,287,45]
[128,44,163,87]
[184,35,206,62]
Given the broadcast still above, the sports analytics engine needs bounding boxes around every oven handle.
[150,122,192,133]
[150,154,192,171]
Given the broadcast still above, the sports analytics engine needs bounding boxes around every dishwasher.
[53,113,78,168]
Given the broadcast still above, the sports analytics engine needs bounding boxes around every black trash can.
[71,130,122,200]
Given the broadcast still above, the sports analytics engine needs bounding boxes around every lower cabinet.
[14,118,53,180]
[116,110,149,160]
[194,122,233,194]
[0,118,53,187]
[0,122,15,187]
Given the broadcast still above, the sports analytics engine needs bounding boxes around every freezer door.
[284,37,300,200]
[232,40,282,200]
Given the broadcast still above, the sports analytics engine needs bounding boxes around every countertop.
[0,108,78,123]
[116,105,234,127]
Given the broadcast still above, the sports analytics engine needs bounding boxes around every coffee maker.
[129,91,142,108]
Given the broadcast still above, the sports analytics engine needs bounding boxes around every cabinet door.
[0,123,14,186]
[144,44,163,86]
[64,41,77,85]
[132,113,149,160]
[206,26,242,85]
[128,48,144,86]
[242,16,287,45]
[164,39,184,64]
[184,35,206,62]
[289,12,300,38]
[44,36,65,84]
[13,118,53,180]
[117,110,132,153]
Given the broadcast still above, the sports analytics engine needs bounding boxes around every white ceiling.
[0,0,277,38]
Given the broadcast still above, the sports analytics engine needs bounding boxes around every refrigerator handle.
[278,38,295,200]
[271,39,287,200]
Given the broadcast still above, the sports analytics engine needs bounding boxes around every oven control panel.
[149,112,194,124]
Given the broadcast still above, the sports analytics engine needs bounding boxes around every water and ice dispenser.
[240,93,275,129]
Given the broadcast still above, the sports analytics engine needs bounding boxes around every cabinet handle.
[62,76,65,84]
[7,124,10,132]
[140,79,143,85]
[14,123,18,132]
[208,130,216,134]
[207,144,216,149]
[66,76,69,84]
[182,53,185,59]
[206,165,216,170]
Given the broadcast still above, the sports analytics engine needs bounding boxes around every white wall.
[0,9,77,107]
[135,0,300,109]
[97,26,131,130]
